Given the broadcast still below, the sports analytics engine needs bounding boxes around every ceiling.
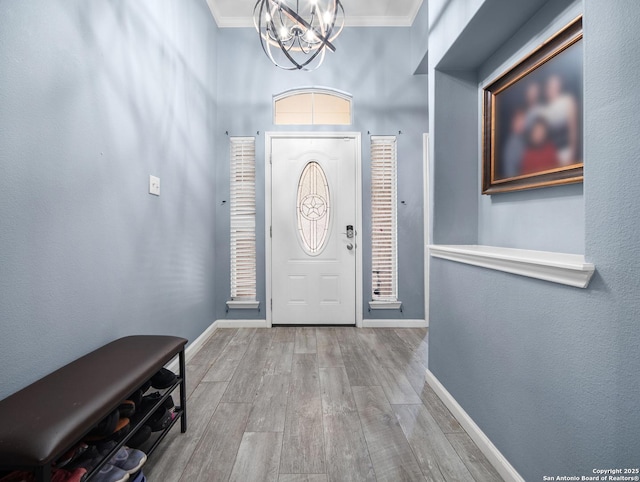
[206,0,424,28]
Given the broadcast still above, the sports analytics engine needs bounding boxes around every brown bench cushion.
[0,335,187,467]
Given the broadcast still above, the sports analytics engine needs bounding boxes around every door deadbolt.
[346,225,354,239]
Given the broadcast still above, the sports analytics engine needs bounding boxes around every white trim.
[273,88,354,126]
[429,245,595,288]
[165,320,219,372]
[423,134,430,328]
[216,319,270,329]
[226,300,260,310]
[211,17,418,28]
[362,319,427,328]
[407,0,425,27]
[368,301,403,311]
[265,132,363,328]
[425,370,525,482]
[343,16,415,27]
[273,87,353,103]
[205,11,423,29]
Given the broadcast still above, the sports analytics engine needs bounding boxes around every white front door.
[270,136,358,325]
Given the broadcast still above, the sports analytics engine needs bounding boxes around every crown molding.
[206,0,424,29]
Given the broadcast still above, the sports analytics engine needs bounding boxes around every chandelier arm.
[254,0,275,62]
[255,0,297,69]
[276,2,336,53]
[296,40,327,68]
[263,24,299,70]
[271,22,305,70]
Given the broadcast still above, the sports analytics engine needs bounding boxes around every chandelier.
[253,0,345,71]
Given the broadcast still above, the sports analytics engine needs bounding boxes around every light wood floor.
[144,327,503,482]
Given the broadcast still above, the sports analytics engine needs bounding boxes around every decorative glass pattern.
[297,161,331,255]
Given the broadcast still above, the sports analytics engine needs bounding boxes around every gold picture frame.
[482,16,583,194]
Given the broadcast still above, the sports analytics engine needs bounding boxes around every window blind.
[371,136,398,301]
[230,137,257,301]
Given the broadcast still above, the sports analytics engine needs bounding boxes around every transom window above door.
[273,88,352,126]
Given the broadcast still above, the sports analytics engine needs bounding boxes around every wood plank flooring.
[144,327,503,482]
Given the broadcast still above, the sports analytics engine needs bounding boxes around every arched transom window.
[274,88,352,126]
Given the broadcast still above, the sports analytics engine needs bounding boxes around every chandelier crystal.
[253,0,345,71]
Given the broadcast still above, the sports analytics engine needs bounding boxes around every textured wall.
[428,0,640,479]
[477,1,585,253]
[214,27,429,322]
[431,69,479,245]
[0,0,219,400]
[410,0,430,73]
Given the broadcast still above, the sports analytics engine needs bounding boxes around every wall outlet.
[149,175,160,196]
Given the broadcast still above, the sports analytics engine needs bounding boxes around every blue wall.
[214,27,429,322]
[0,0,219,400]
[476,1,585,253]
[410,0,429,74]
[0,5,429,400]
[428,0,640,479]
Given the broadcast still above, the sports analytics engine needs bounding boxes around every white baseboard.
[425,370,524,482]
[216,319,270,328]
[165,320,219,372]
[362,319,428,328]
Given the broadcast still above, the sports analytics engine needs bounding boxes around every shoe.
[86,418,130,442]
[129,472,145,482]
[109,447,147,475]
[55,443,88,468]
[118,401,136,418]
[140,392,174,412]
[93,441,147,475]
[127,425,152,449]
[66,445,100,472]
[129,389,143,409]
[87,411,119,439]
[51,468,86,482]
[91,464,129,482]
[150,368,177,389]
[146,408,172,432]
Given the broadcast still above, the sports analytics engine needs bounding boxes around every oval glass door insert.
[297,161,331,255]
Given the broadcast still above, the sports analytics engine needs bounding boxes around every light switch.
[149,175,160,196]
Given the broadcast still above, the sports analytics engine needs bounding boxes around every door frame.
[265,132,363,328]
[423,133,430,327]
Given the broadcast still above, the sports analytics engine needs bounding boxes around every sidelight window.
[229,137,257,304]
[371,136,398,302]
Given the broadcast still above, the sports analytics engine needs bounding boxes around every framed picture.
[482,16,583,194]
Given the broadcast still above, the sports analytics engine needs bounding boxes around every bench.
[0,335,188,482]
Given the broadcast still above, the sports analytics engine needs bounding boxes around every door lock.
[347,243,354,251]
[346,225,354,239]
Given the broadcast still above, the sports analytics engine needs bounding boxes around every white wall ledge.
[226,300,260,310]
[369,301,403,310]
[429,245,595,288]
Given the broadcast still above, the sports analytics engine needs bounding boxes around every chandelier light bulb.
[253,0,345,71]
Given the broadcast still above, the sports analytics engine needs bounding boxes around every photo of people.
[493,38,583,181]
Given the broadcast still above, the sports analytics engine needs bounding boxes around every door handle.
[347,243,354,251]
